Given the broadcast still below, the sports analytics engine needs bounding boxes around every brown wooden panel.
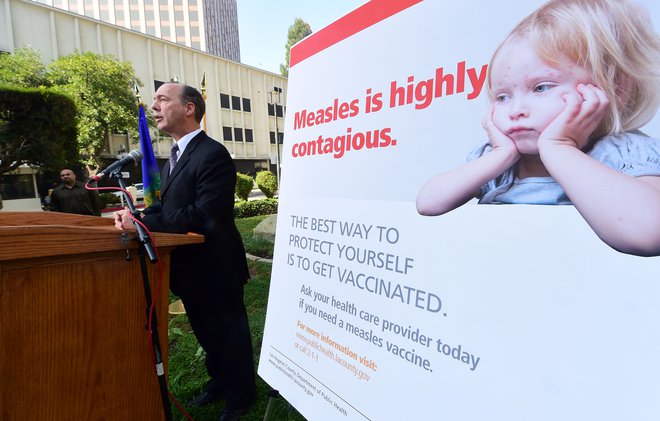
[0,212,203,261]
[0,250,171,420]
[0,211,115,228]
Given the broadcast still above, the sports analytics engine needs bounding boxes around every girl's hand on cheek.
[538,83,609,151]
[483,105,520,158]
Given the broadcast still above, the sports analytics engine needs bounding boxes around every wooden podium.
[0,212,203,420]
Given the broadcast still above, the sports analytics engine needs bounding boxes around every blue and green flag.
[138,104,160,207]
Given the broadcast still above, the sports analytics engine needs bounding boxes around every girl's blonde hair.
[488,0,660,138]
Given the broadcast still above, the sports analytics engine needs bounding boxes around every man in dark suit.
[114,82,255,421]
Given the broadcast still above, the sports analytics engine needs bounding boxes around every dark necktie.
[169,143,179,174]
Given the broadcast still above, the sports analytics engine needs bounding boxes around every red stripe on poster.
[290,0,423,68]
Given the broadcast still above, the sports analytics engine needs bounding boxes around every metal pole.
[270,88,282,185]
[274,104,281,186]
[262,389,280,421]
[201,72,207,132]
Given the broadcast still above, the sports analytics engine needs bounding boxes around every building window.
[268,104,284,117]
[270,131,284,144]
[233,127,243,142]
[220,94,230,109]
[242,98,251,112]
[231,95,241,110]
[223,126,233,141]
[245,129,253,142]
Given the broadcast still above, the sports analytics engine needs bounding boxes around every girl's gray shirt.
[467,130,660,205]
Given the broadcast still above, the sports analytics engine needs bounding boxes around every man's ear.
[185,102,195,117]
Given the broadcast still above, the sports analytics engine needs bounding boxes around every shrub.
[98,192,118,208]
[235,172,253,201]
[255,170,278,198]
[234,198,278,218]
[0,86,78,174]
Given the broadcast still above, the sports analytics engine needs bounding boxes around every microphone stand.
[114,173,158,263]
[112,171,172,421]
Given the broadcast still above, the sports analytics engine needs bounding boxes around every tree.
[0,47,49,88]
[47,51,142,174]
[0,48,147,177]
[280,18,312,77]
[0,86,78,175]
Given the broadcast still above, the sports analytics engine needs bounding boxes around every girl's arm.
[416,107,519,216]
[539,84,660,256]
[543,146,660,256]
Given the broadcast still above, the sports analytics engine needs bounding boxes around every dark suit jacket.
[142,131,249,294]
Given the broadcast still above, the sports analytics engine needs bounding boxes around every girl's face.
[490,38,592,154]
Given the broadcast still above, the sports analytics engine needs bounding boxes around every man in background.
[50,168,102,216]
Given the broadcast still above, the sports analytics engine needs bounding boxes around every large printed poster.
[258,1,660,420]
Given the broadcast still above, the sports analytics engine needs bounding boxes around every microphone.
[90,150,143,181]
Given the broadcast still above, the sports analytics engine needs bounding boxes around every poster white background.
[258,1,660,420]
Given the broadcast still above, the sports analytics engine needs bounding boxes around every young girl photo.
[416,0,660,256]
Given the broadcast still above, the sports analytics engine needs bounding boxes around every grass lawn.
[166,214,305,420]
[235,215,276,259]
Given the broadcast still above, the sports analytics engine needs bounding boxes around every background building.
[204,0,240,62]
[0,0,286,210]
[28,0,241,61]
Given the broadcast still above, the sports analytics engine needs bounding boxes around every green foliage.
[0,47,147,174]
[235,214,269,237]
[280,18,312,77]
[47,51,143,172]
[235,172,254,201]
[255,170,278,198]
[236,215,275,259]
[0,86,78,174]
[243,234,275,260]
[234,198,278,219]
[0,47,49,88]
[98,192,119,208]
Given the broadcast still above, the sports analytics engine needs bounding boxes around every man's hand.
[538,83,609,151]
[113,207,136,230]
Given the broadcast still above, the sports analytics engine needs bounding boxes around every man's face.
[60,169,76,186]
[151,83,190,137]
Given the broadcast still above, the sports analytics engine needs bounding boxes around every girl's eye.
[534,84,552,93]
[495,93,509,102]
